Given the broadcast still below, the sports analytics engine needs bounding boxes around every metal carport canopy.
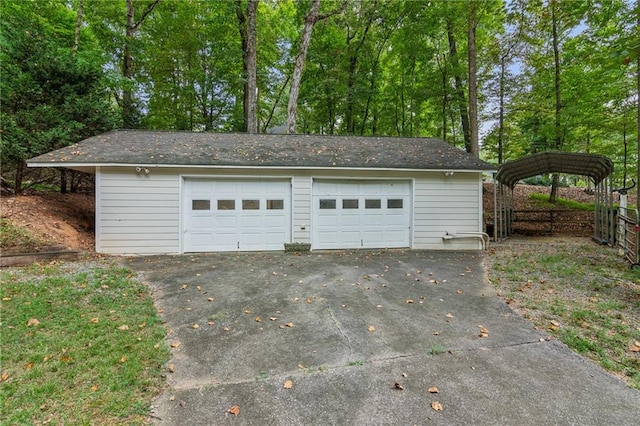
[495,151,614,188]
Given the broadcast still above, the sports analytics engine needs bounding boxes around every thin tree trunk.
[14,162,25,195]
[123,0,160,129]
[262,74,290,132]
[287,0,345,134]
[287,0,321,134]
[72,0,84,55]
[467,2,479,157]
[498,60,505,164]
[447,20,472,153]
[550,0,562,203]
[637,0,640,217]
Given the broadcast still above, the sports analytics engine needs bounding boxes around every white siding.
[96,167,485,254]
[292,175,312,243]
[97,167,180,254]
[413,172,483,250]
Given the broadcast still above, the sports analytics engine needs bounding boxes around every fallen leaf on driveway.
[368,325,376,332]
[394,382,404,390]
[283,380,293,389]
[168,364,175,373]
[428,386,439,393]
[255,316,262,323]
[478,325,489,338]
[191,324,199,329]
[406,299,414,304]
[431,401,444,411]
[445,313,454,319]
[180,284,188,290]
[285,322,295,328]
[170,341,181,348]
[228,405,240,416]
[207,297,214,302]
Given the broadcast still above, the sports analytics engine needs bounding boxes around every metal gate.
[617,191,639,267]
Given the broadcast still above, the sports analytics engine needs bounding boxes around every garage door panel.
[184,179,291,252]
[313,180,411,250]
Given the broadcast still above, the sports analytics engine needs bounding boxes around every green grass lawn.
[0,260,169,424]
[488,239,640,390]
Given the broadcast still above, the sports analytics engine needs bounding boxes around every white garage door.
[312,180,411,250]
[183,178,291,252]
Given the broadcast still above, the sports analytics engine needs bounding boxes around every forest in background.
[1,0,638,196]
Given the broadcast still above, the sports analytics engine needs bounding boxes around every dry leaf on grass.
[118,324,129,331]
[27,318,40,327]
[630,341,640,352]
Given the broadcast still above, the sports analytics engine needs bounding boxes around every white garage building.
[28,130,494,254]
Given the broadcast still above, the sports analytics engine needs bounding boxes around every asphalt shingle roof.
[28,130,495,171]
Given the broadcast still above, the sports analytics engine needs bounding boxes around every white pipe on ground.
[442,231,490,250]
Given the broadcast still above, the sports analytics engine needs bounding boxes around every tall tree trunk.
[287,0,345,134]
[637,0,640,217]
[60,168,68,194]
[550,0,562,203]
[236,0,259,132]
[467,3,479,157]
[246,0,258,133]
[14,162,25,195]
[498,60,506,164]
[72,0,84,54]
[287,0,321,134]
[123,0,160,129]
[447,20,472,153]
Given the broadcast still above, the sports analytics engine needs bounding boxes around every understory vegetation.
[488,239,640,390]
[0,261,169,425]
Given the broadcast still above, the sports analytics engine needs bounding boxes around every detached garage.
[28,130,494,254]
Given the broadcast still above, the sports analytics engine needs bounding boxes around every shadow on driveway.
[125,250,639,425]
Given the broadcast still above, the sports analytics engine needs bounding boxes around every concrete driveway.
[125,250,639,425]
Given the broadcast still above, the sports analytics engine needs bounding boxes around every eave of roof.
[27,130,496,172]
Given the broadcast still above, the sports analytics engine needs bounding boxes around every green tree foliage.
[0,0,117,193]
[1,0,638,192]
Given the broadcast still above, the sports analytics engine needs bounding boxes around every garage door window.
[320,199,336,209]
[343,199,359,209]
[365,199,381,209]
[267,199,284,210]
[242,199,260,210]
[218,200,235,210]
[387,199,403,209]
[192,200,210,210]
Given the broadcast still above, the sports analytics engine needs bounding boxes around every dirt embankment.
[1,192,95,253]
